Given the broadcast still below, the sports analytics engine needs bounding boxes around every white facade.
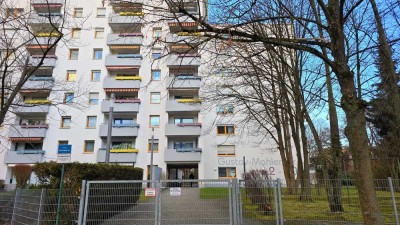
[0,0,285,188]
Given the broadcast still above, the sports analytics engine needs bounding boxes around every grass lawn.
[200,186,400,224]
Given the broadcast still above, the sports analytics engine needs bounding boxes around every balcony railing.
[115,76,142,80]
[9,125,48,138]
[24,99,52,104]
[106,33,143,45]
[176,98,202,103]
[166,76,201,89]
[20,124,48,128]
[4,150,45,164]
[165,123,201,136]
[97,148,138,163]
[99,123,140,137]
[105,54,142,67]
[164,148,201,162]
[108,12,143,25]
[103,76,141,89]
[166,54,201,67]
[166,99,201,112]
[101,99,140,113]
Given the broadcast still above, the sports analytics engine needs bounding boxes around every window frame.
[69,49,79,60]
[151,70,161,81]
[66,70,76,81]
[217,145,236,156]
[84,140,95,153]
[88,92,99,105]
[218,167,237,178]
[149,115,160,127]
[64,93,74,104]
[91,70,101,81]
[150,92,161,104]
[71,28,81,39]
[148,139,159,152]
[86,116,97,128]
[96,7,106,18]
[73,8,83,18]
[217,104,234,114]
[94,27,104,39]
[217,125,235,135]
[61,116,71,128]
[93,48,103,60]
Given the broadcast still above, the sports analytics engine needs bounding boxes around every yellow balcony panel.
[35,32,61,37]
[116,76,142,80]
[110,148,139,153]
[177,32,201,36]
[177,98,201,103]
[24,100,52,104]
[119,12,144,16]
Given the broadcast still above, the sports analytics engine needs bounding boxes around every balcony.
[31,0,63,4]
[101,99,140,113]
[4,150,45,164]
[166,76,201,89]
[97,148,137,163]
[22,78,54,90]
[28,13,62,25]
[110,0,144,5]
[103,76,141,89]
[107,33,143,45]
[99,123,139,137]
[105,54,142,67]
[166,33,200,43]
[164,148,201,162]
[108,12,143,26]
[9,125,48,138]
[165,123,201,136]
[15,105,50,114]
[166,100,200,112]
[29,56,57,67]
[28,36,59,46]
[167,54,201,67]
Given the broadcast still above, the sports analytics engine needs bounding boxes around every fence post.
[277,179,284,225]
[155,180,161,225]
[11,188,20,225]
[273,180,279,225]
[77,180,87,225]
[36,188,45,225]
[388,177,399,225]
[82,182,91,225]
[232,178,240,225]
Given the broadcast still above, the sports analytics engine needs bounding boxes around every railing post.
[155,180,161,225]
[11,188,20,225]
[228,179,233,225]
[77,180,87,225]
[277,179,284,225]
[37,188,45,225]
[388,177,399,225]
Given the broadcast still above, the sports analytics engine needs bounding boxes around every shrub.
[33,162,143,225]
[243,170,274,215]
[13,165,32,188]
[0,179,5,189]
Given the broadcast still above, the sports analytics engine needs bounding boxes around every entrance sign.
[170,188,181,196]
[145,188,156,197]
[57,144,72,163]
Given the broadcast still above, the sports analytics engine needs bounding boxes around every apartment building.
[0,0,284,188]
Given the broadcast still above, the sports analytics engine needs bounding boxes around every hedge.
[33,162,143,224]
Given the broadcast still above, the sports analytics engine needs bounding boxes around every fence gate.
[78,179,281,225]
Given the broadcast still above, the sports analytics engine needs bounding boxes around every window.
[217,145,235,156]
[24,143,43,150]
[216,68,231,76]
[114,118,134,125]
[73,8,83,18]
[217,125,235,135]
[64,93,74,103]
[217,104,234,114]
[93,49,103,60]
[96,8,106,18]
[150,92,161,104]
[91,70,101,81]
[69,49,79,60]
[94,27,104,38]
[153,27,162,40]
[66,70,76,81]
[86,116,97,128]
[6,8,23,19]
[152,52,161,59]
[151,70,161,80]
[148,139,159,152]
[84,140,95,153]
[61,116,71,128]
[150,115,160,127]
[218,167,236,178]
[89,93,99,105]
[174,141,194,150]
[174,118,194,124]
[71,28,81,39]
